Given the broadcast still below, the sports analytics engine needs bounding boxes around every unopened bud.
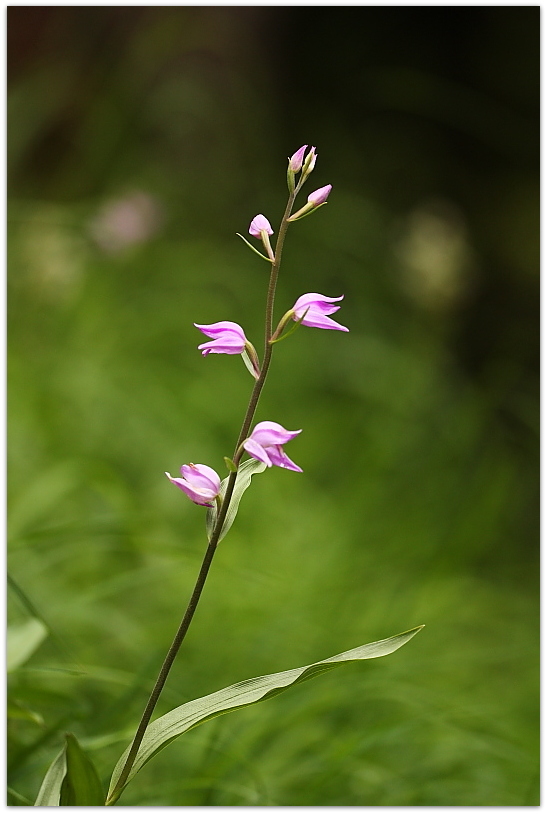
[288,145,308,173]
[301,146,317,179]
[307,184,332,206]
[287,183,333,222]
[249,214,273,238]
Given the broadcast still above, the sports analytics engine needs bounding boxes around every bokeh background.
[8,6,539,806]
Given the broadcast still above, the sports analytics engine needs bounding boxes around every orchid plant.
[33,145,423,806]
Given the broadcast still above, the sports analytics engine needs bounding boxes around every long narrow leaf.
[8,618,48,671]
[205,458,267,542]
[34,734,105,806]
[108,626,423,801]
[34,748,66,806]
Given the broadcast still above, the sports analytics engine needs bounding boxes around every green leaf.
[8,786,34,806]
[205,458,267,543]
[34,734,105,806]
[107,626,423,803]
[8,698,44,726]
[34,748,66,806]
[8,618,48,671]
[59,733,104,805]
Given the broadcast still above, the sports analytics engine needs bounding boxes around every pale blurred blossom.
[89,191,163,254]
[395,200,476,311]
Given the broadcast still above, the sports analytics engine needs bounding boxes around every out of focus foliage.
[8,7,538,806]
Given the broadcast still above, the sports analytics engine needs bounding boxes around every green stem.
[106,189,297,806]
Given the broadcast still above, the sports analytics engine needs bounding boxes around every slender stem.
[106,189,298,805]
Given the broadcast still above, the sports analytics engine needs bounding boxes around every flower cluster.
[167,145,348,508]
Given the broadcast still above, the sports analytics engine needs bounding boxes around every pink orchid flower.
[292,293,349,332]
[243,421,302,472]
[194,321,247,356]
[165,464,221,507]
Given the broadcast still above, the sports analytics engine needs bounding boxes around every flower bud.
[301,146,317,179]
[307,184,332,206]
[249,214,273,238]
[288,145,308,173]
[286,183,333,222]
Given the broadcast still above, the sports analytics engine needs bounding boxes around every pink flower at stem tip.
[289,145,308,172]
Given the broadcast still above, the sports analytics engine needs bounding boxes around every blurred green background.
[8,7,539,806]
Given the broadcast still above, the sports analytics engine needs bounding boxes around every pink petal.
[307,184,332,206]
[289,145,308,172]
[249,214,273,238]
[243,438,273,467]
[293,293,344,311]
[266,445,303,472]
[198,337,246,355]
[249,420,302,446]
[299,311,349,332]
[181,464,220,492]
[194,321,246,340]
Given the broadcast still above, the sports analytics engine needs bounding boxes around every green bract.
[206,457,267,542]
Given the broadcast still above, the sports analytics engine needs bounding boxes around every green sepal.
[236,233,272,263]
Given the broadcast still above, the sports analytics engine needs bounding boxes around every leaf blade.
[34,748,66,806]
[108,626,423,802]
[59,733,105,806]
[8,618,48,672]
